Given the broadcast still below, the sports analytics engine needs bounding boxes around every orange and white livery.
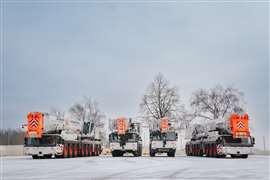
[185,113,255,158]
[23,112,102,159]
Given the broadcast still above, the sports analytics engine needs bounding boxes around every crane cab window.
[24,135,58,146]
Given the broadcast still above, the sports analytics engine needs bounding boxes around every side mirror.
[252,137,255,145]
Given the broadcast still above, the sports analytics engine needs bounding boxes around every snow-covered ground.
[2,155,269,180]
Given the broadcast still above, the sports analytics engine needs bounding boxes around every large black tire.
[205,144,209,157]
[68,144,72,158]
[138,145,142,156]
[186,145,191,156]
[217,154,226,158]
[133,149,141,157]
[112,151,118,157]
[241,154,248,159]
[112,150,122,157]
[55,154,63,159]
[213,144,217,158]
[199,150,204,157]
[32,155,39,159]
[96,145,101,156]
[209,144,213,157]
[149,149,155,157]
[44,154,52,159]
[167,150,175,157]
[139,148,142,156]
[133,151,139,157]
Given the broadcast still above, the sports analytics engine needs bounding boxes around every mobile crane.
[149,117,178,157]
[185,113,255,158]
[23,112,102,159]
[109,117,142,157]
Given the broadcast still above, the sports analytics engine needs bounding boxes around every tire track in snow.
[96,166,151,180]
[163,167,190,179]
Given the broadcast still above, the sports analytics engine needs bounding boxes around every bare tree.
[83,97,105,128]
[0,129,25,145]
[69,103,86,122]
[69,97,105,129]
[50,107,65,119]
[190,85,245,120]
[140,73,185,128]
[69,97,106,143]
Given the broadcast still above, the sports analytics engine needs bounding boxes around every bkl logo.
[237,120,245,129]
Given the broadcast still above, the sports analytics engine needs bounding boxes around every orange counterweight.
[117,117,127,135]
[26,112,44,138]
[160,117,169,133]
[230,113,250,138]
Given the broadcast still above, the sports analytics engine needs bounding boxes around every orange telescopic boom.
[230,113,250,138]
[26,112,44,138]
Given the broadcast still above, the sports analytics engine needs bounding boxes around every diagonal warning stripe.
[30,125,38,128]
[29,119,38,128]
[30,124,38,128]
[30,120,38,126]
[237,121,245,129]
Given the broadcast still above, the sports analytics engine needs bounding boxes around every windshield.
[166,132,176,141]
[25,135,61,146]
[109,133,119,142]
[152,135,161,140]
[223,136,251,145]
[151,132,176,141]
[127,133,137,141]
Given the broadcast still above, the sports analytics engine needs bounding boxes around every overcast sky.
[2,2,269,149]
